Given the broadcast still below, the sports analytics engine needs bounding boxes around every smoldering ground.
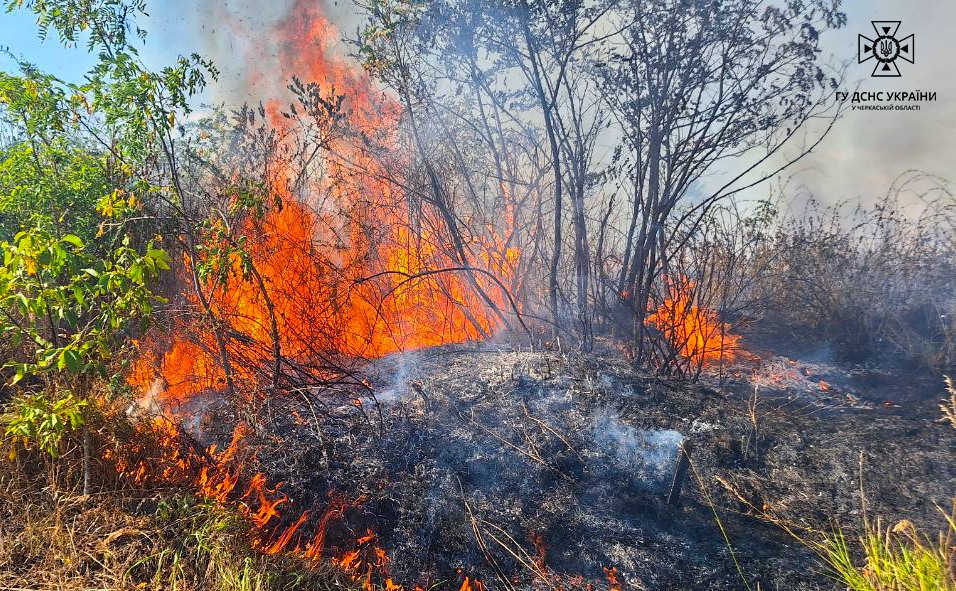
[186,346,956,590]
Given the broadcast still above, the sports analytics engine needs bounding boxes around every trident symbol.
[879,38,895,59]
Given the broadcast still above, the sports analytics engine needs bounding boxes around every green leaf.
[60,234,84,248]
[72,286,85,307]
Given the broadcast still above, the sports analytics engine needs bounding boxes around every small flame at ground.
[646,278,739,366]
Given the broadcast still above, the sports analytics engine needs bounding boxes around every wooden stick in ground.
[668,439,694,506]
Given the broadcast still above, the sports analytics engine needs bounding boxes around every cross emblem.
[858,21,914,77]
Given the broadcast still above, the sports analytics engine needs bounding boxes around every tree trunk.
[521,11,564,327]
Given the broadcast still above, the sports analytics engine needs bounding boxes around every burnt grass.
[241,345,955,590]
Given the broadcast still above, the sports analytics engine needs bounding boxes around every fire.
[244,473,287,528]
[130,0,523,408]
[459,577,487,591]
[112,3,620,588]
[646,277,739,366]
[327,528,405,591]
[107,412,629,590]
[114,2,528,587]
[604,567,621,591]
[107,415,391,578]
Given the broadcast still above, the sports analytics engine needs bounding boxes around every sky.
[791,0,956,209]
[1,0,953,209]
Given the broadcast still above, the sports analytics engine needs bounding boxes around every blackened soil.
[251,347,955,590]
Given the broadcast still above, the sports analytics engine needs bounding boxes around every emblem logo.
[858,21,914,77]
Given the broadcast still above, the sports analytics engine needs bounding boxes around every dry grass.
[717,451,956,591]
[755,177,956,370]
[719,484,956,591]
[743,378,956,591]
[0,482,341,591]
[0,421,344,591]
[941,376,956,429]
[810,509,956,591]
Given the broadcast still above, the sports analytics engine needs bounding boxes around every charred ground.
[202,345,956,590]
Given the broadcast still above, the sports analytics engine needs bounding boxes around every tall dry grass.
[0,406,341,591]
[751,173,956,369]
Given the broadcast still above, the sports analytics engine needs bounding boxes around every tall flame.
[119,3,526,583]
[132,0,522,405]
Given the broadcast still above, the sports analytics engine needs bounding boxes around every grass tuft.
[941,376,956,429]
[811,508,956,591]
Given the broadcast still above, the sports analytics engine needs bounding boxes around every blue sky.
[1,2,199,83]
[1,9,97,77]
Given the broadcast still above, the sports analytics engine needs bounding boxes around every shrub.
[755,174,956,370]
[2,390,86,459]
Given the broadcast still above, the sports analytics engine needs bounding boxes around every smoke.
[125,376,226,442]
[370,350,424,404]
[592,411,684,491]
[167,0,953,215]
[778,0,956,211]
[188,0,370,105]
[126,377,165,419]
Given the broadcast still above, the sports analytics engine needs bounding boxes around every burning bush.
[645,277,740,370]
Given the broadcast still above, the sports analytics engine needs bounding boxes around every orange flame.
[244,473,287,528]
[330,528,400,591]
[604,566,621,591]
[130,0,523,408]
[105,416,393,578]
[115,3,526,587]
[646,278,739,366]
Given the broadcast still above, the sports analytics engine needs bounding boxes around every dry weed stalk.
[941,376,956,429]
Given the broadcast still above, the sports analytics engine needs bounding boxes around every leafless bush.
[755,172,956,370]
[643,199,779,376]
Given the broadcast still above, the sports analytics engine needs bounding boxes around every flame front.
[131,0,523,406]
[119,3,526,587]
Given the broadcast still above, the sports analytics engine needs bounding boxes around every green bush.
[2,390,86,458]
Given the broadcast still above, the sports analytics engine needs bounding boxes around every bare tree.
[353,0,845,368]
[357,0,617,346]
[597,0,845,362]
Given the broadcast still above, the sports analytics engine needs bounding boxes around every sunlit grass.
[940,376,956,429]
[807,506,956,591]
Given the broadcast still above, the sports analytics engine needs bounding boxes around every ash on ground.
[238,347,954,590]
